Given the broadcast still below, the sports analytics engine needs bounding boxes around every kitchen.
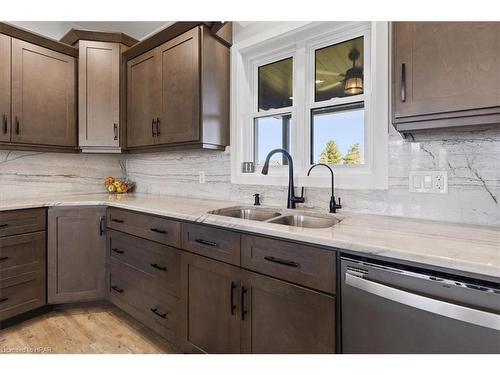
[0,1,499,373]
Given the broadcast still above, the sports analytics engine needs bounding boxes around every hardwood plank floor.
[0,304,181,354]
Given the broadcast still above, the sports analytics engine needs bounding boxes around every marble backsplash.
[1,126,499,226]
[0,150,124,200]
[124,126,500,226]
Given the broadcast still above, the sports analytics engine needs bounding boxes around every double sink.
[208,206,342,229]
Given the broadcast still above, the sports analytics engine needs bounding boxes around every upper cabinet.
[0,34,10,144]
[0,23,78,151]
[60,30,138,153]
[392,22,500,132]
[125,23,230,152]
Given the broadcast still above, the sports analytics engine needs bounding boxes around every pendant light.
[344,49,363,95]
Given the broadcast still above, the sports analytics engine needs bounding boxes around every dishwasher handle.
[345,272,500,332]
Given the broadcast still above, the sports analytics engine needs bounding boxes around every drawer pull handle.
[0,256,9,262]
[150,263,167,271]
[111,248,124,254]
[111,285,123,294]
[0,297,9,304]
[263,256,300,268]
[0,223,8,229]
[111,218,124,223]
[241,286,247,321]
[150,228,167,234]
[150,307,168,319]
[194,238,218,247]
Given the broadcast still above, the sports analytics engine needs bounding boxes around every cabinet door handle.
[111,248,124,254]
[152,118,157,137]
[0,223,8,229]
[0,256,9,262]
[150,307,168,319]
[230,281,237,315]
[240,286,247,321]
[194,238,218,247]
[150,263,167,271]
[263,256,300,268]
[156,117,161,136]
[150,227,167,234]
[113,123,119,141]
[111,285,123,294]
[400,63,406,102]
[2,114,7,134]
[0,297,8,304]
[15,117,20,135]
[99,216,105,236]
[111,218,124,223]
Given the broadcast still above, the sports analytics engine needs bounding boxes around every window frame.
[230,22,389,190]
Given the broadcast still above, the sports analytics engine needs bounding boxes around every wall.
[124,125,500,226]
[0,151,124,201]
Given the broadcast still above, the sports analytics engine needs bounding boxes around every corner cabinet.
[126,25,229,152]
[77,41,123,153]
[47,207,107,304]
[392,22,500,132]
[0,30,77,151]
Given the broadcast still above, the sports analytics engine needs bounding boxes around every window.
[311,103,364,165]
[231,22,389,189]
[254,114,291,165]
[253,56,294,165]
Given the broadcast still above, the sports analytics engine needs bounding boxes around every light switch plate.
[409,171,448,194]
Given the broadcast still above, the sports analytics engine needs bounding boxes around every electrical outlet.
[409,171,448,194]
[199,171,206,184]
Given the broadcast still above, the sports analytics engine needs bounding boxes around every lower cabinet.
[47,207,107,303]
[179,251,336,354]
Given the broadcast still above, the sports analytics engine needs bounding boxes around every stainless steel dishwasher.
[341,256,500,353]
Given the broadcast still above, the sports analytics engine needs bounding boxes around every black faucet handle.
[253,193,261,206]
[329,196,342,213]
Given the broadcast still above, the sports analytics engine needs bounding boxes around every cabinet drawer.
[0,232,46,279]
[0,209,46,238]
[107,260,177,339]
[0,270,45,321]
[182,223,240,265]
[107,208,180,247]
[107,229,180,297]
[241,235,336,294]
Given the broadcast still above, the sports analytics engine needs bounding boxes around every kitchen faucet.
[261,148,305,209]
[302,163,342,213]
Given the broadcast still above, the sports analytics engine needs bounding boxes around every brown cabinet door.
[126,48,160,148]
[11,39,77,147]
[393,22,500,128]
[179,252,241,353]
[78,41,120,149]
[47,207,107,303]
[240,269,336,354]
[156,27,200,145]
[0,34,10,143]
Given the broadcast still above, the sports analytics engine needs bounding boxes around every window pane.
[315,37,364,102]
[258,58,293,111]
[311,104,364,165]
[254,114,292,165]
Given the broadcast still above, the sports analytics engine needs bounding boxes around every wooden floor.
[0,303,181,354]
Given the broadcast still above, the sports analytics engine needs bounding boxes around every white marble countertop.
[1,193,499,281]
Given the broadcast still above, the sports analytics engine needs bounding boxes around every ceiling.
[10,21,172,40]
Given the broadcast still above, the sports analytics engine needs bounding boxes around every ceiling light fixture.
[344,49,363,95]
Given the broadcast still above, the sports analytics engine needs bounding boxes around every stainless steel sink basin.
[209,206,281,221]
[268,213,341,228]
